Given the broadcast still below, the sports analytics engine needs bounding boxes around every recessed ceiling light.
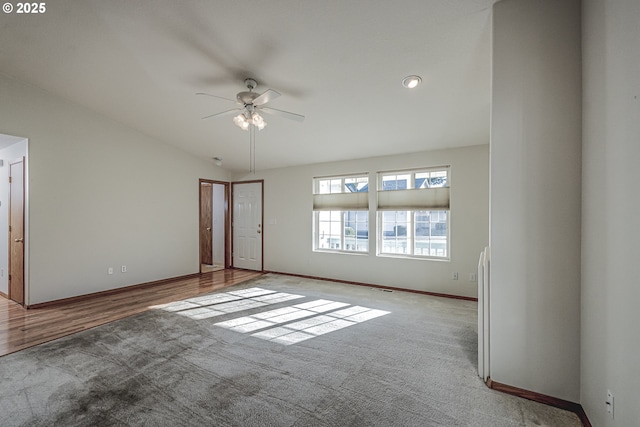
[402,75,422,89]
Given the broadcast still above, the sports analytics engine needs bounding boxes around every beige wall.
[0,73,230,305]
[490,0,582,402]
[0,70,488,303]
[581,0,640,425]
[234,144,489,297]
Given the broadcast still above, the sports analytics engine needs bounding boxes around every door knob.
[257,229,261,234]
[14,238,24,243]
[206,227,211,231]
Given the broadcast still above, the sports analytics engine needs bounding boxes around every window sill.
[313,249,370,256]
[376,253,450,262]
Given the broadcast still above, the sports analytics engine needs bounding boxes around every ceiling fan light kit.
[251,112,266,129]
[233,110,267,131]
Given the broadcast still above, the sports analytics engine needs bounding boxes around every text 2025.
[16,3,46,13]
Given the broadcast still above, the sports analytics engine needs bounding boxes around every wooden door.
[200,182,213,265]
[232,181,263,271]
[9,159,25,305]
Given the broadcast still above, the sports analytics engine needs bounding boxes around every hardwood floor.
[0,269,262,357]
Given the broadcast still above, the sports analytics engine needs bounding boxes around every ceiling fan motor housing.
[237,78,259,104]
[237,91,259,105]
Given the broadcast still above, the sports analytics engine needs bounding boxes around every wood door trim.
[231,180,264,272]
[8,158,25,306]
[198,179,231,271]
[200,182,213,265]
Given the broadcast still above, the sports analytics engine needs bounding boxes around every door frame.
[198,179,231,273]
[231,180,264,271]
[0,135,29,307]
[8,157,25,306]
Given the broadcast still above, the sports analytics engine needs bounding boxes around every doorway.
[232,180,263,271]
[0,134,28,306]
[199,180,230,273]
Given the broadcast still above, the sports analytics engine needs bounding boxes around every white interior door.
[233,182,263,271]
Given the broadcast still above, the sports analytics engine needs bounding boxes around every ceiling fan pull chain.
[250,124,256,174]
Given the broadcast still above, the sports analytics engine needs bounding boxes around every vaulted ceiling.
[0,0,494,171]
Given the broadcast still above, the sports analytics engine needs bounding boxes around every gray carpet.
[0,274,582,426]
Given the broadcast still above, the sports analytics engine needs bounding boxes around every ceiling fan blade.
[260,106,305,122]
[202,108,243,120]
[252,89,281,106]
[196,92,237,103]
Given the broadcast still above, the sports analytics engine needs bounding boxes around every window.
[377,167,450,259]
[313,174,369,253]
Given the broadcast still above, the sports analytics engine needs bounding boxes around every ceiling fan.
[197,79,304,172]
[197,78,304,129]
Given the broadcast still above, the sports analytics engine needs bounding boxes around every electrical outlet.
[452,272,458,280]
[108,267,113,275]
[469,273,477,282]
[606,389,614,418]
[121,265,127,273]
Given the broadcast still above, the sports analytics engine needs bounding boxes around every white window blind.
[313,192,369,211]
[377,187,450,210]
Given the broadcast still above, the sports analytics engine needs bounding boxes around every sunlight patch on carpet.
[214,299,390,345]
[152,287,390,345]
[151,287,305,320]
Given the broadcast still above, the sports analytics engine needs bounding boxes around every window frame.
[376,167,450,260]
[312,173,369,254]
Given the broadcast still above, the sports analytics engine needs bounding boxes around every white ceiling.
[0,0,494,172]
[0,133,26,150]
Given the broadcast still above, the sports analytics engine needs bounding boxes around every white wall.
[581,0,640,425]
[234,144,489,298]
[0,138,28,296]
[490,0,582,402]
[0,73,231,305]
